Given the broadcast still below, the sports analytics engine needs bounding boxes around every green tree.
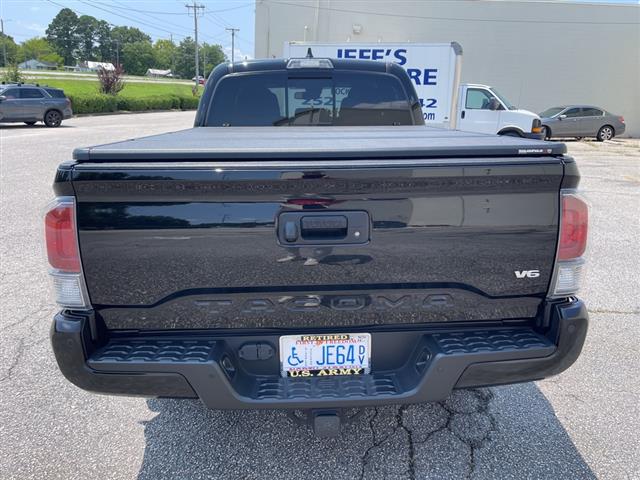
[121,40,155,76]
[76,15,99,60]
[18,37,63,66]
[94,20,112,62]
[174,37,196,79]
[0,32,19,67]
[46,8,79,65]
[153,39,176,71]
[199,42,226,77]
[174,38,226,79]
[110,26,151,46]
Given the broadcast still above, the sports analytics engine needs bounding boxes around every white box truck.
[283,42,543,139]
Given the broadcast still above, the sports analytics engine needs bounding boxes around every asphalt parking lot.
[1,112,638,480]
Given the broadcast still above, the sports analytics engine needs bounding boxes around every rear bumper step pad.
[52,299,587,408]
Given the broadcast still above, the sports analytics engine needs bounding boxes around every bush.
[117,95,175,111]
[179,95,200,110]
[97,65,125,95]
[2,64,23,83]
[66,92,200,114]
[68,94,118,114]
[167,95,181,109]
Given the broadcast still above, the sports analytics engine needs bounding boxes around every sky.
[0,0,256,60]
[1,0,638,61]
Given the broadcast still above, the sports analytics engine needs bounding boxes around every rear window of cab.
[206,71,416,127]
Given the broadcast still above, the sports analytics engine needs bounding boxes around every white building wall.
[255,0,640,136]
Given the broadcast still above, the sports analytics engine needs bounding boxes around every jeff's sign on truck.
[283,42,462,128]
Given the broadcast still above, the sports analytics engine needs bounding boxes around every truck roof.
[72,126,566,162]
[225,57,395,74]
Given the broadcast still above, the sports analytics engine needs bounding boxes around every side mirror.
[488,98,500,111]
[0,95,6,102]
[558,114,567,120]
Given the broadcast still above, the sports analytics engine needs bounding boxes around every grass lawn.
[28,77,198,99]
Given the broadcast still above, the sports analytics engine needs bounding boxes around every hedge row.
[68,93,200,114]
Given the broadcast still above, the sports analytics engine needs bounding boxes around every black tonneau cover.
[72,126,565,162]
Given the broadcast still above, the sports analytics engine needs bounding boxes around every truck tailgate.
[70,148,565,331]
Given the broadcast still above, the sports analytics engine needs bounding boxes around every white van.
[459,83,542,137]
[283,42,544,139]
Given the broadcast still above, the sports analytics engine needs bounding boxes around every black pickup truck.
[46,58,588,436]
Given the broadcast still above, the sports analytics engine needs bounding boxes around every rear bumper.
[51,299,588,409]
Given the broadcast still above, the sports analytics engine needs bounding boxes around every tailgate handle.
[277,211,370,245]
[301,215,347,239]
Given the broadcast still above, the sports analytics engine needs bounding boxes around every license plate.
[279,333,371,378]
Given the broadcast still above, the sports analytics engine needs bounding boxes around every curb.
[73,109,197,118]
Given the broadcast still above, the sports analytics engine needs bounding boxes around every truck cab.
[458,83,543,138]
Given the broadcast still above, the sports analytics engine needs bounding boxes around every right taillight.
[558,193,588,260]
[550,191,589,296]
[44,197,90,309]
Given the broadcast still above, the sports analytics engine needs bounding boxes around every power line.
[45,0,187,40]
[84,0,221,43]
[84,1,252,16]
[42,0,240,60]
[204,3,254,14]
[108,0,192,33]
[91,1,189,15]
[202,13,252,49]
[203,13,230,29]
[268,0,640,25]
[77,0,188,38]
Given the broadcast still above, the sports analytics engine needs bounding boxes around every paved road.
[1,113,638,479]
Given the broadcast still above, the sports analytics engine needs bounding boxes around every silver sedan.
[539,105,625,141]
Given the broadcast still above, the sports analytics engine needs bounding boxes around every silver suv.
[0,83,73,127]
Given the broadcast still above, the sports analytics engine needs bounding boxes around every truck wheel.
[596,125,614,142]
[542,126,551,140]
[501,130,522,137]
[44,110,62,128]
[24,121,37,126]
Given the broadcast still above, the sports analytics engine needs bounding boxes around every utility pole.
[186,1,205,90]
[1,18,7,68]
[170,33,175,75]
[202,48,207,78]
[225,28,239,63]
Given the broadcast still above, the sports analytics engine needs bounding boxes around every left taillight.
[44,197,90,309]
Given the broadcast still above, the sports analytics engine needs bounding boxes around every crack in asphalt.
[0,336,27,384]
[0,306,53,384]
[358,407,401,480]
[0,304,54,333]
[454,389,497,480]
[358,388,497,479]
[587,308,639,315]
[397,405,416,480]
